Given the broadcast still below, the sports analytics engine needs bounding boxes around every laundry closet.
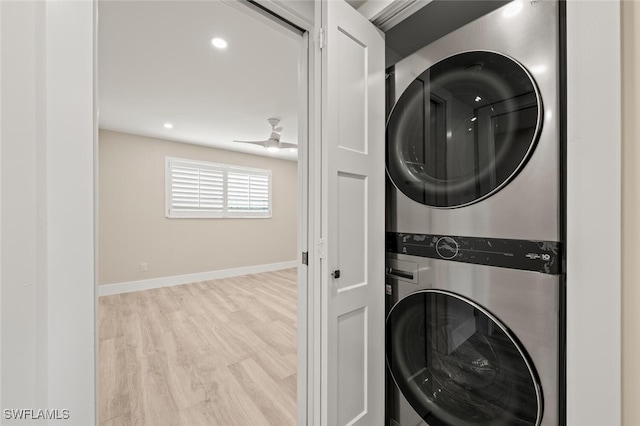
[382,1,565,425]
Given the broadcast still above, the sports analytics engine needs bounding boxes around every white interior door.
[320,1,385,425]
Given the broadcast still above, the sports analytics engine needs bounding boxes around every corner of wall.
[565,0,622,424]
[621,1,640,424]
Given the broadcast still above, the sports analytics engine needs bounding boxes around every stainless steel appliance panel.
[387,0,560,241]
[386,253,560,426]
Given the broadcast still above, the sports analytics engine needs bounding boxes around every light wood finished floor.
[99,269,298,426]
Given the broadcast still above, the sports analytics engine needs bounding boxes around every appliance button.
[435,237,459,260]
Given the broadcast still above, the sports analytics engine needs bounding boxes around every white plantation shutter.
[198,168,225,210]
[169,162,225,215]
[227,169,271,214]
[166,158,271,218]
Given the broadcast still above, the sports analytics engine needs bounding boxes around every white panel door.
[320,1,385,425]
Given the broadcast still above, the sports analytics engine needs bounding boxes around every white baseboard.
[98,260,297,296]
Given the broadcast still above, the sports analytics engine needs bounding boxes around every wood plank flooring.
[98,269,298,426]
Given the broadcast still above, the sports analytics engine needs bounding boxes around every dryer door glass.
[386,51,542,208]
[386,290,542,426]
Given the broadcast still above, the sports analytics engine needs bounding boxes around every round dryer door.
[386,51,542,208]
[386,290,542,426]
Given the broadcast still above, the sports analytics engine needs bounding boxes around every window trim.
[165,157,272,219]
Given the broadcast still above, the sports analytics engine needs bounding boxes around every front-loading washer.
[386,0,562,242]
[385,247,562,426]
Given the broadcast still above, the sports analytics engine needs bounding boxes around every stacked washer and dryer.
[385,1,565,426]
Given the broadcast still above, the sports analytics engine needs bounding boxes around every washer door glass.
[386,290,542,426]
[386,51,542,208]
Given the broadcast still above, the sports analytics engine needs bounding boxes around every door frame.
[92,1,318,424]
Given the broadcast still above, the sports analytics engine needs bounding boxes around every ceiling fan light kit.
[233,118,298,153]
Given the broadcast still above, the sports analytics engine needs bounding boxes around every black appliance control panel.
[387,232,563,275]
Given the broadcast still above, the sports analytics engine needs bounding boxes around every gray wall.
[98,130,297,285]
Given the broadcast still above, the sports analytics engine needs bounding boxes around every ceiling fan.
[233,118,298,153]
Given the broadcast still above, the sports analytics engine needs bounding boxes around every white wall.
[0,0,48,414]
[45,1,96,422]
[98,130,298,285]
[0,0,95,424]
[622,1,640,424]
[566,0,621,424]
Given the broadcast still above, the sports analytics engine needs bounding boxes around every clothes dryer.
[386,0,562,242]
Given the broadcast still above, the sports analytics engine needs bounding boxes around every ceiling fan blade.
[278,142,298,149]
[234,118,289,150]
[233,140,268,146]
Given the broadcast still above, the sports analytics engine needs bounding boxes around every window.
[166,157,272,218]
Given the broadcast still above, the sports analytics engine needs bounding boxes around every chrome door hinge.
[318,26,326,49]
[316,238,327,259]
[302,251,309,265]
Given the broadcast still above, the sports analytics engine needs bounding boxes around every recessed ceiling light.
[163,122,173,129]
[475,96,482,102]
[471,117,477,122]
[211,37,228,49]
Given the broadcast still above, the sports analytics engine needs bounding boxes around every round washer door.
[386,290,542,426]
[386,51,542,208]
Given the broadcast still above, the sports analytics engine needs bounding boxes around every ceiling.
[98,1,301,161]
